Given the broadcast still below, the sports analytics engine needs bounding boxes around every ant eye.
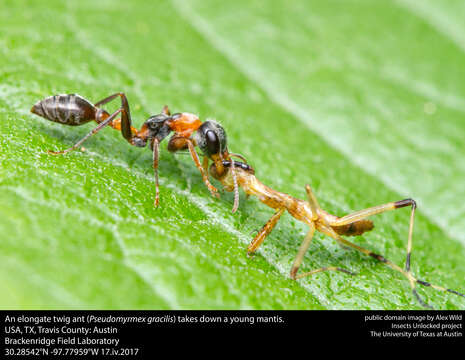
[195,120,227,157]
[205,130,220,155]
[146,114,169,130]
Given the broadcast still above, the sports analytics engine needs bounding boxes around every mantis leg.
[247,208,285,254]
[291,222,355,280]
[328,199,416,272]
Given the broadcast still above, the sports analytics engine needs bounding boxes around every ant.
[210,160,465,308]
[30,93,246,211]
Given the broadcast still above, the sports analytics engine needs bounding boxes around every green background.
[0,0,464,309]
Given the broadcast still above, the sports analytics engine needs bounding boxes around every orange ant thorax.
[168,113,202,138]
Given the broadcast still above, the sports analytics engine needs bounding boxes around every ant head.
[193,121,227,158]
[145,113,172,141]
[132,113,172,148]
[146,113,170,131]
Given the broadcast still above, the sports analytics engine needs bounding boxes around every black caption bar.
[1,310,463,356]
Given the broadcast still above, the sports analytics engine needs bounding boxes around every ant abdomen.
[31,94,97,126]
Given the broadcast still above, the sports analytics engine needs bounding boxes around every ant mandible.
[30,93,246,212]
[210,160,465,308]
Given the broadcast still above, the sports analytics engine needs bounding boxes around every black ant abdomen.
[31,94,98,126]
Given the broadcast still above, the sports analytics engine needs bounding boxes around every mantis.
[210,160,465,308]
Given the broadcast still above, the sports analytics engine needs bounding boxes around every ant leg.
[247,208,285,255]
[202,156,209,175]
[48,109,122,155]
[94,92,133,141]
[220,152,240,213]
[162,105,170,116]
[230,160,240,213]
[152,138,160,207]
[186,139,219,198]
[168,135,218,198]
[290,222,356,279]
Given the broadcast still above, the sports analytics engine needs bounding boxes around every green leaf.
[0,0,464,309]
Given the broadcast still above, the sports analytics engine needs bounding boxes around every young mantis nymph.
[210,160,465,308]
[30,93,246,212]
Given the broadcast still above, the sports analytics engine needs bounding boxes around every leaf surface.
[0,0,464,309]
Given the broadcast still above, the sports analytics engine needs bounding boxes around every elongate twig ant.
[30,93,246,211]
[210,160,465,308]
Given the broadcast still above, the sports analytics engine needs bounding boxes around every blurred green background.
[0,0,464,309]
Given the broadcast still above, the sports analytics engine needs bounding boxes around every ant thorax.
[168,113,202,138]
